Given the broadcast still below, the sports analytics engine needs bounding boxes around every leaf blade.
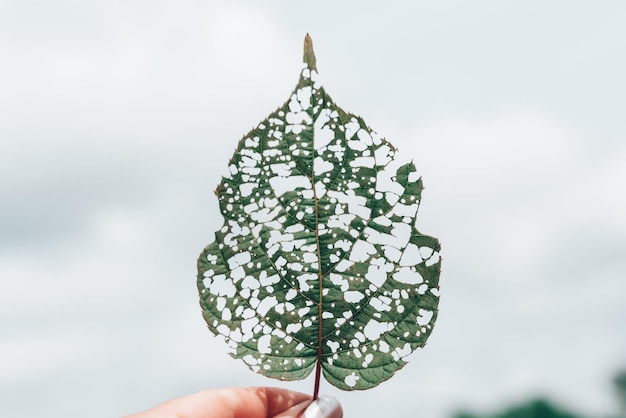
[197,34,441,392]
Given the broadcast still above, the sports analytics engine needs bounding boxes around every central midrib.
[311,115,324,401]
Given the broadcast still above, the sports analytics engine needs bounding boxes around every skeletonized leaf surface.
[197,35,441,391]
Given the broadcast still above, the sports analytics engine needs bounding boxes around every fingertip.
[263,387,311,416]
[298,395,342,418]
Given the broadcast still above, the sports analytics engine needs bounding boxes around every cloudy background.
[1,1,625,417]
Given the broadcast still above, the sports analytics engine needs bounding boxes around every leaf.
[197,34,441,395]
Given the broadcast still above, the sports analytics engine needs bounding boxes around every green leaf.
[197,34,441,393]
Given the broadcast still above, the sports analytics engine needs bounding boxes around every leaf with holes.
[197,34,441,397]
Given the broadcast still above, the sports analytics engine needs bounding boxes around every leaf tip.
[303,33,317,72]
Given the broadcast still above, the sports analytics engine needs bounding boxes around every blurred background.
[1,1,625,417]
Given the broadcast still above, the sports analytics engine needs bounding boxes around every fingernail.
[299,395,342,418]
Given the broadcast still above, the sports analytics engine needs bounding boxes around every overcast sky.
[1,1,625,417]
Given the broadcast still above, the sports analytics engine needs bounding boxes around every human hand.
[124,387,343,418]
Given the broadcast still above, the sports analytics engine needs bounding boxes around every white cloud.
[409,110,579,198]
